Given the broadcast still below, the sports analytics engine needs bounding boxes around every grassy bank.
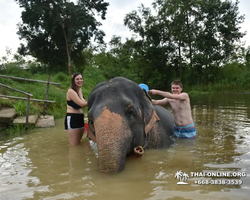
[0,65,106,136]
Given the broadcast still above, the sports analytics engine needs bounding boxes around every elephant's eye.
[88,119,95,135]
[126,109,135,120]
[89,119,93,125]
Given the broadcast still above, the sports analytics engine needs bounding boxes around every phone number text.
[194,179,243,185]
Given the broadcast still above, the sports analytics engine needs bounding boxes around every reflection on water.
[0,93,250,200]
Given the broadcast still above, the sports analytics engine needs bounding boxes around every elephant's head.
[87,77,159,174]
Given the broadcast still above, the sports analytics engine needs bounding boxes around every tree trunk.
[186,9,193,67]
[61,23,72,76]
[178,39,182,79]
[67,56,71,76]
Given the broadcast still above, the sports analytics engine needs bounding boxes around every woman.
[64,73,88,146]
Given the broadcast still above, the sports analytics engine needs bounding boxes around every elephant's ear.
[142,89,152,102]
[145,108,160,134]
[140,89,160,134]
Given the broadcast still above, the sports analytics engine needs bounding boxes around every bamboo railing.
[0,83,33,130]
[0,75,61,130]
[0,75,60,85]
[0,94,55,103]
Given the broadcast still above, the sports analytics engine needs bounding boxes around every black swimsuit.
[64,113,85,130]
[65,100,84,130]
[67,100,82,109]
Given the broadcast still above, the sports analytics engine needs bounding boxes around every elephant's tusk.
[134,146,144,156]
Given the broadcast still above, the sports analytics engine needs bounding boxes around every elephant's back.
[154,105,174,133]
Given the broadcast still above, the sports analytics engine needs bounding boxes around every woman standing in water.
[64,73,88,146]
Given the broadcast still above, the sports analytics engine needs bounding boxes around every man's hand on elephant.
[151,99,157,104]
[149,89,157,95]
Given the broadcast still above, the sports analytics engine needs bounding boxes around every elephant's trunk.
[98,143,126,174]
[94,108,132,174]
[134,146,144,156]
[97,130,127,174]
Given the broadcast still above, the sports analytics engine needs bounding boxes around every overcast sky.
[0,0,249,58]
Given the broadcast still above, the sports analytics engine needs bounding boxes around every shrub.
[13,100,26,116]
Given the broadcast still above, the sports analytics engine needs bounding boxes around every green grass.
[0,64,106,136]
[12,100,27,116]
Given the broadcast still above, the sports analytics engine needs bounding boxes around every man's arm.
[149,89,188,101]
[151,98,169,105]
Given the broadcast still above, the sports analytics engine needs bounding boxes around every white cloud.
[100,0,152,43]
[236,0,250,46]
[0,0,249,58]
[0,1,22,57]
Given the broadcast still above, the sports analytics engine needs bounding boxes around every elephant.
[87,77,175,174]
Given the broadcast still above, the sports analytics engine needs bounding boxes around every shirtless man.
[148,80,196,138]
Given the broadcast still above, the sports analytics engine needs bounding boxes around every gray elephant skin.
[87,77,174,174]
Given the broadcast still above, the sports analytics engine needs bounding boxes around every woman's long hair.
[70,73,83,96]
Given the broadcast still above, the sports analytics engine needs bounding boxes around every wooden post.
[43,76,50,115]
[26,93,30,130]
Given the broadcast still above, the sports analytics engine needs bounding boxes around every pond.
[0,93,250,200]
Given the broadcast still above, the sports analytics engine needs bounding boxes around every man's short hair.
[171,80,183,88]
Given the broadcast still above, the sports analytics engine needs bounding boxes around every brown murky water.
[1,93,250,200]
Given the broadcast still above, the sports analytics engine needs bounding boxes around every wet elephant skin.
[87,77,174,174]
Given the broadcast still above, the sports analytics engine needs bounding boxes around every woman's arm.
[78,88,86,101]
[67,89,88,107]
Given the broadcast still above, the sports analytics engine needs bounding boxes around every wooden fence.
[0,75,60,130]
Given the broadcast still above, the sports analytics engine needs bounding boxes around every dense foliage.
[122,0,246,88]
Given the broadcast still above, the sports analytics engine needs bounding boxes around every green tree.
[92,36,142,82]
[124,3,178,88]
[192,0,245,84]
[245,46,250,71]
[124,0,245,87]
[15,0,109,75]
